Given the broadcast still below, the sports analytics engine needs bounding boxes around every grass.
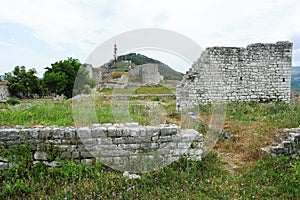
[0,99,73,127]
[0,96,180,127]
[0,145,299,199]
[1,99,300,199]
[100,84,175,95]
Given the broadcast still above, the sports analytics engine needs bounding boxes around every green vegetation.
[101,84,175,95]
[0,95,175,126]
[6,98,20,106]
[0,99,73,126]
[117,53,161,65]
[157,63,183,81]
[4,58,96,99]
[114,53,184,80]
[0,145,299,199]
[43,57,96,98]
[1,100,300,199]
[5,66,42,98]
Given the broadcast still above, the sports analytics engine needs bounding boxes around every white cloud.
[0,0,106,50]
[0,42,14,47]
[0,0,300,71]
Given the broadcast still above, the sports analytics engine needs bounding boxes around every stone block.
[77,127,92,139]
[146,126,160,137]
[91,127,107,138]
[160,125,179,136]
[107,126,117,137]
[97,137,113,145]
[0,160,9,169]
[34,151,48,161]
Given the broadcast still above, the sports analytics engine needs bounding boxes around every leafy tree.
[5,66,42,98]
[43,58,96,98]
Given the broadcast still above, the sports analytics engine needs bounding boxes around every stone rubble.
[263,127,300,158]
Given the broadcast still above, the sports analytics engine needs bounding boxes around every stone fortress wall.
[176,41,293,111]
[129,64,163,86]
[0,124,203,171]
[84,63,163,88]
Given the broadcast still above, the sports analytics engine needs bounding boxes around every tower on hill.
[113,42,118,64]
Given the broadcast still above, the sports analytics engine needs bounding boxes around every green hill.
[291,66,300,93]
[107,53,184,81]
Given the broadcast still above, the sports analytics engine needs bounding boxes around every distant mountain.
[292,67,300,93]
[108,53,184,81]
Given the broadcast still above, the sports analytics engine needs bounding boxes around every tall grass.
[0,100,73,126]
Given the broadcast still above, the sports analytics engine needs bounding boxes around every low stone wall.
[0,123,203,172]
[268,128,300,157]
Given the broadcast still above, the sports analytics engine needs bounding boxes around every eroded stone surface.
[177,41,293,110]
[0,124,203,171]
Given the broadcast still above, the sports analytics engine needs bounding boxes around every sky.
[0,0,300,76]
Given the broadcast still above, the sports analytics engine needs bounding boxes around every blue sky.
[0,0,300,76]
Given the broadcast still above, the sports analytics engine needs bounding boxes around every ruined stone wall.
[0,85,10,101]
[176,41,293,110]
[129,64,164,86]
[264,127,300,158]
[0,124,203,171]
[84,64,103,84]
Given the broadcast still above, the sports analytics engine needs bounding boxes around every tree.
[5,66,42,98]
[43,58,96,98]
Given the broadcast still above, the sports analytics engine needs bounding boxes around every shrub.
[111,72,124,79]
[151,96,160,101]
[6,98,20,106]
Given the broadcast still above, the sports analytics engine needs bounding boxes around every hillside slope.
[104,53,184,81]
[292,66,300,93]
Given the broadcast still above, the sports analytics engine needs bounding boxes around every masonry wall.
[176,41,293,110]
[0,85,10,101]
[129,64,164,86]
[0,124,203,172]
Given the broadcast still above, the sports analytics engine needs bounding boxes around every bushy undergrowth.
[0,144,299,199]
[226,101,300,128]
[6,98,20,106]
